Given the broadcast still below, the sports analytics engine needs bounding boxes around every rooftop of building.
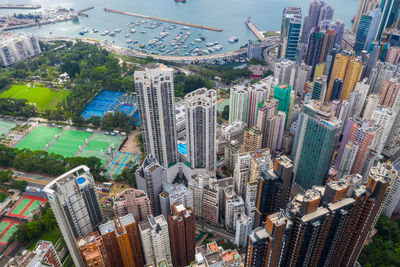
[205,251,222,265]
[221,249,240,263]
[249,227,270,242]
[43,165,92,194]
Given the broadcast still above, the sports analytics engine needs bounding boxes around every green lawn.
[27,228,61,251]
[0,84,70,110]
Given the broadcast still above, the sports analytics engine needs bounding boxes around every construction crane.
[379,22,397,59]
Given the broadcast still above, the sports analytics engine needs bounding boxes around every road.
[196,221,235,242]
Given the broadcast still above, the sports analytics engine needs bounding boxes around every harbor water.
[1,0,358,56]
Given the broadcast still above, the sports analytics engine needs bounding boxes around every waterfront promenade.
[104,8,223,32]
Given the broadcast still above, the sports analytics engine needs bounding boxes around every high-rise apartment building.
[354,9,381,56]
[279,7,302,60]
[136,155,167,215]
[256,98,286,152]
[77,232,110,267]
[43,166,103,267]
[306,30,324,78]
[168,204,196,267]
[320,28,336,63]
[135,64,177,167]
[341,56,364,101]
[234,153,252,198]
[254,156,293,227]
[159,183,193,218]
[185,88,217,171]
[312,75,328,101]
[235,213,253,248]
[274,83,294,128]
[330,20,345,46]
[301,0,333,44]
[353,0,381,33]
[325,53,363,101]
[245,227,271,267]
[113,188,152,222]
[368,61,396,93]
[99,214,144,267]
[241,127,262,153]
[189,172,220,224]
[274,58,296,84]
[375,0,400,40]
[224,186,245,230]
[253,173,390,267]
[139,215,172,265]
[292,101,341,191]
[229,81,268,127]
[7,240,62,267]
[335,118,380,177]
[0,33,41,67]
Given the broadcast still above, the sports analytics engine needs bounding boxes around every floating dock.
[104,8,223,32]
[245,19,264,41]
[0,4,41,9]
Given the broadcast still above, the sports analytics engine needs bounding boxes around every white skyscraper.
[139,215,172,266]
[371,106,396,155]
[135,64,177,167]
[235,213,253,248]
[185,88,217,171]
[234,153,252,198]
[274,58,296,84]
[43,166,103,267]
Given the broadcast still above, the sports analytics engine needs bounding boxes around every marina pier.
[245,18,264,41]
[78,6,94,17]
[104,8,223,32]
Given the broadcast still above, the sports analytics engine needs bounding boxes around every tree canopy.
[359,215,400,267]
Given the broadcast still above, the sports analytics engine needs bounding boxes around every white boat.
[228,36,239,43]
[130,29,136,33]
[115,28,121,33]
[140,30,146,34]
[125,34,130,38]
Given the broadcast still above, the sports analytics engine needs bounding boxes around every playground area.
[105,152,138,178]
[81,90,138,120]
[6,194,47,220]
[15,126,62,151]
[78,133,125,165]
[0,218,20,247]
[46,129,92,158]
[0,120,17,137]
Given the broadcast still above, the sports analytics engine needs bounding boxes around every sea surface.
[2,0,359,56]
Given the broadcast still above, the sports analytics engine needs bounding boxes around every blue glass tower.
[279,7,302,61]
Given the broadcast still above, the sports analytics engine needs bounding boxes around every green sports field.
[15,126,62,151]
[10,198,30,215]
[0,84,70,110]
[0,224,18,243]
[77,134,124,165]
[47,130,92,157]
[0,120,17,137]
[23,200,43,216]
